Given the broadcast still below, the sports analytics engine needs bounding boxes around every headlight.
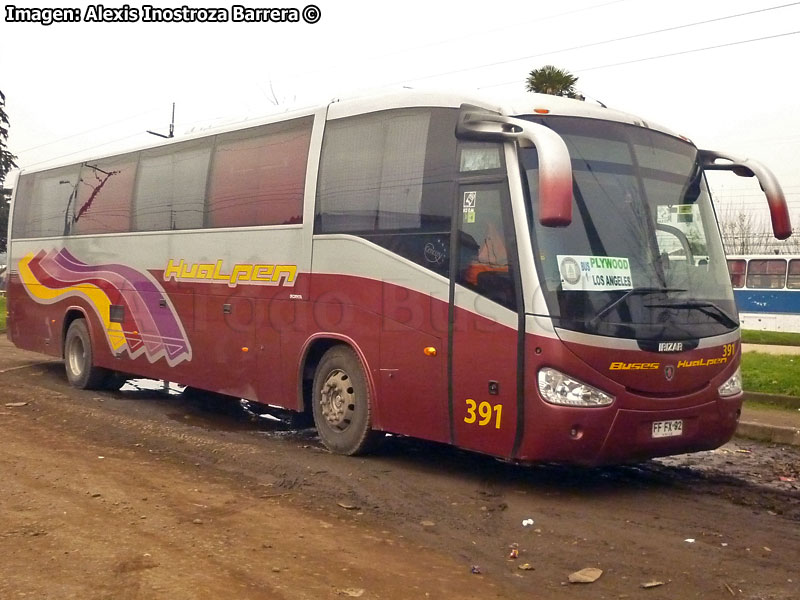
[537,367,614,407]
[718,367,742,397]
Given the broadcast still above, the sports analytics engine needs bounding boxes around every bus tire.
[64,319,109,390]
[311,345,382,455]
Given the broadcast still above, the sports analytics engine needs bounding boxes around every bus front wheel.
[311,345,382,455]
[64,319,109,390]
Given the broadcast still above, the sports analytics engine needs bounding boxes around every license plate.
[652,419,683,438]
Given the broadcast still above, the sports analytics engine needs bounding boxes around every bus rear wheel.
[311,345,382,455]
[64,319,109,390]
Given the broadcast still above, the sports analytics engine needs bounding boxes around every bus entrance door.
[450,183,520,458]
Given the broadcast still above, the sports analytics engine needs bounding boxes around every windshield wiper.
[590,287,686,327]
[644,300,738,328]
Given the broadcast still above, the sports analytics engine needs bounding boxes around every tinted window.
[73,153,138,235]
[317,110,430,232]
[787,259,800,290]
[316,108,458,276]
[456,185,518,310]
[207,116,312,228]
[746,259,786,289]
[459,142,503,172]
[727,259,746,288]
[10,173,36,238]
[12,166,81,238]
[134,139,211,231]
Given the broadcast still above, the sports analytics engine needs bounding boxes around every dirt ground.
[1,337,799,600]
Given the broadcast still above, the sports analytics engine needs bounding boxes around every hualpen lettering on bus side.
[163,259,298,288]
[4,5,309,25]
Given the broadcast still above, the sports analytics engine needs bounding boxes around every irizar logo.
[658,342,684,352]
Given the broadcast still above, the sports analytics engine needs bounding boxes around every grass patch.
[0,295,5,332]
[741,351,800,396]
[741,329,800,346]
[743,398,799,412]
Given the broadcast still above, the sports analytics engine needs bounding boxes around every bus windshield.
[520,116,737,341]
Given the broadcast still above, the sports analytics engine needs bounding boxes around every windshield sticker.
[676,205,693,223]
[463,191,476,223]
[558,255,633,291]
[657,205,694,224]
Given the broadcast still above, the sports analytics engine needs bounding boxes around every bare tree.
[264,80,295,107]
[719,210,767,254]
[719,206,800,255]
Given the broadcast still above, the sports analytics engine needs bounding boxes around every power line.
[21,133,144,170]
[366,0,631,63]
[15,102,312,165]
[395,2,800,87]
[715,185,800,190]
[281,0,633,84]
[715,191,800,197]
[15,7,800,171]
[718,133,800,145]
[16,112,243,169]
[15,107,161,154]
[579,30,800,73]
[481,29,800,88]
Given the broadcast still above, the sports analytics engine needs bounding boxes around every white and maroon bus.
[5,90,791,465]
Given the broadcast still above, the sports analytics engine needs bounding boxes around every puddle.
[120,378,185,395]
[116,376,308,435]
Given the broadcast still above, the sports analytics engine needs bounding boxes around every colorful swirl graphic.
[18,248,192,366]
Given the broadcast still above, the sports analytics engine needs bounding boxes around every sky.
[2,0,799,235]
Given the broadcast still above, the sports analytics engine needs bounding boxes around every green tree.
[1,89,17,253]
[0,195,8,254]
[525,65,582,99]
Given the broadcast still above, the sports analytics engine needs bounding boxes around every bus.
[5,89,791,465]
[727,254,800,333]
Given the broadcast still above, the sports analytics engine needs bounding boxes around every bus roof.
[328,88,683,138]
[17,88,686,177]
[726,254,799,260]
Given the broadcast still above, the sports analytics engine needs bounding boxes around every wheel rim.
[67,335,86,377]
[319,369,355,431]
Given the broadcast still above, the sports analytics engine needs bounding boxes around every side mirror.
[699,149,791,240]
[456,106,573,227]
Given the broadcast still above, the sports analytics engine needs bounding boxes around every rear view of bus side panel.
[10,228,309,403]
[7,113,318,405]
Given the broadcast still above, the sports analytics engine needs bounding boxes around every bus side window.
[456,187,517,310]
[746,259,786,289]
[727,259,746,288]
[787,259,800,289]
[134,139,211,232]
[12,166,81,238]
[207,116,312,228]
[74,153,138,235]
[315,108,457,277]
